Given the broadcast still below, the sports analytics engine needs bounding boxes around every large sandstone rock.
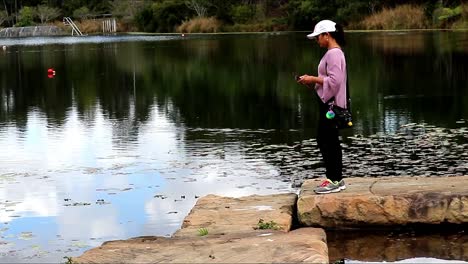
[74,228,328,263]
[174,193,297,237]
[298,176,468,227]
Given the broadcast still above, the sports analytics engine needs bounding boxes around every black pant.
[317,103,343,182]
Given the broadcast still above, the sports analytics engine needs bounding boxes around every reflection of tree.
[131,35,319,135]
[1,32,467,145]
[364,33,427,55]
[0,45,72,128]
[328,229,468,263]
[356,31,468,133]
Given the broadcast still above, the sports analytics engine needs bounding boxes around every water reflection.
[328,228,468,263]
[0,101,292,262]
[0,32,467,262]
[349,31,468,135]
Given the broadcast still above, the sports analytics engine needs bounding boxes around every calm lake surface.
[0,32,467,263]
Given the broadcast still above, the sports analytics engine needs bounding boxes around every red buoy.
[47,68,56,78]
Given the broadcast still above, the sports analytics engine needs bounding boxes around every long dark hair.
[329,24,346,47]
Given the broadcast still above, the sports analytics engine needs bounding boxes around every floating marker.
[326,110,335,119]
[47,68,56,78]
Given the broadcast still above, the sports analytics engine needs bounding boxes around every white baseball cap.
[307,20,337,39]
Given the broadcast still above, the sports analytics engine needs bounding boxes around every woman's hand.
[297,75,323,86]
[297,75,314,85]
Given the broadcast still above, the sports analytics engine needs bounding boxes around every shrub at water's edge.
[360,5,429,30]
[177,17,221,33]
[446,3,468,29]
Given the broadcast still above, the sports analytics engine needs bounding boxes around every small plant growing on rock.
[255,218,280,230]
[197,227,209,236]
[63,256,74,264]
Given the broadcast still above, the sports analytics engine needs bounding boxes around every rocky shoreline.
[74,175,468,263]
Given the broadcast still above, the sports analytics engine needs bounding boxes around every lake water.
[0,32,467,263]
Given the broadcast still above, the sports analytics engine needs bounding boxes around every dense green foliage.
[135,1,192,32]
[0,0,466,31]
[16,6,35,26]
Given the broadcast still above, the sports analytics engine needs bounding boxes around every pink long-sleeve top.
[315,48,347,109]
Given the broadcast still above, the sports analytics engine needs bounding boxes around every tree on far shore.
[36,5,61,24]
[0,9,9,26]
[185,0,210,17]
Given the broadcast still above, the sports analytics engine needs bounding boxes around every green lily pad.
[19,232,34,240]
[71,241,88,248]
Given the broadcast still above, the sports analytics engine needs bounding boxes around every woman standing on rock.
[297,20,348,194]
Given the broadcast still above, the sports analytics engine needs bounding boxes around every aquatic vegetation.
[18,232,34,240]
[265,123,468,188]
[63,202,91,207]
[63,256,74,264]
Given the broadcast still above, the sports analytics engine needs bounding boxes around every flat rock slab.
[298,176,468,227]
[174,193,297,237]
[73,228,328,263]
